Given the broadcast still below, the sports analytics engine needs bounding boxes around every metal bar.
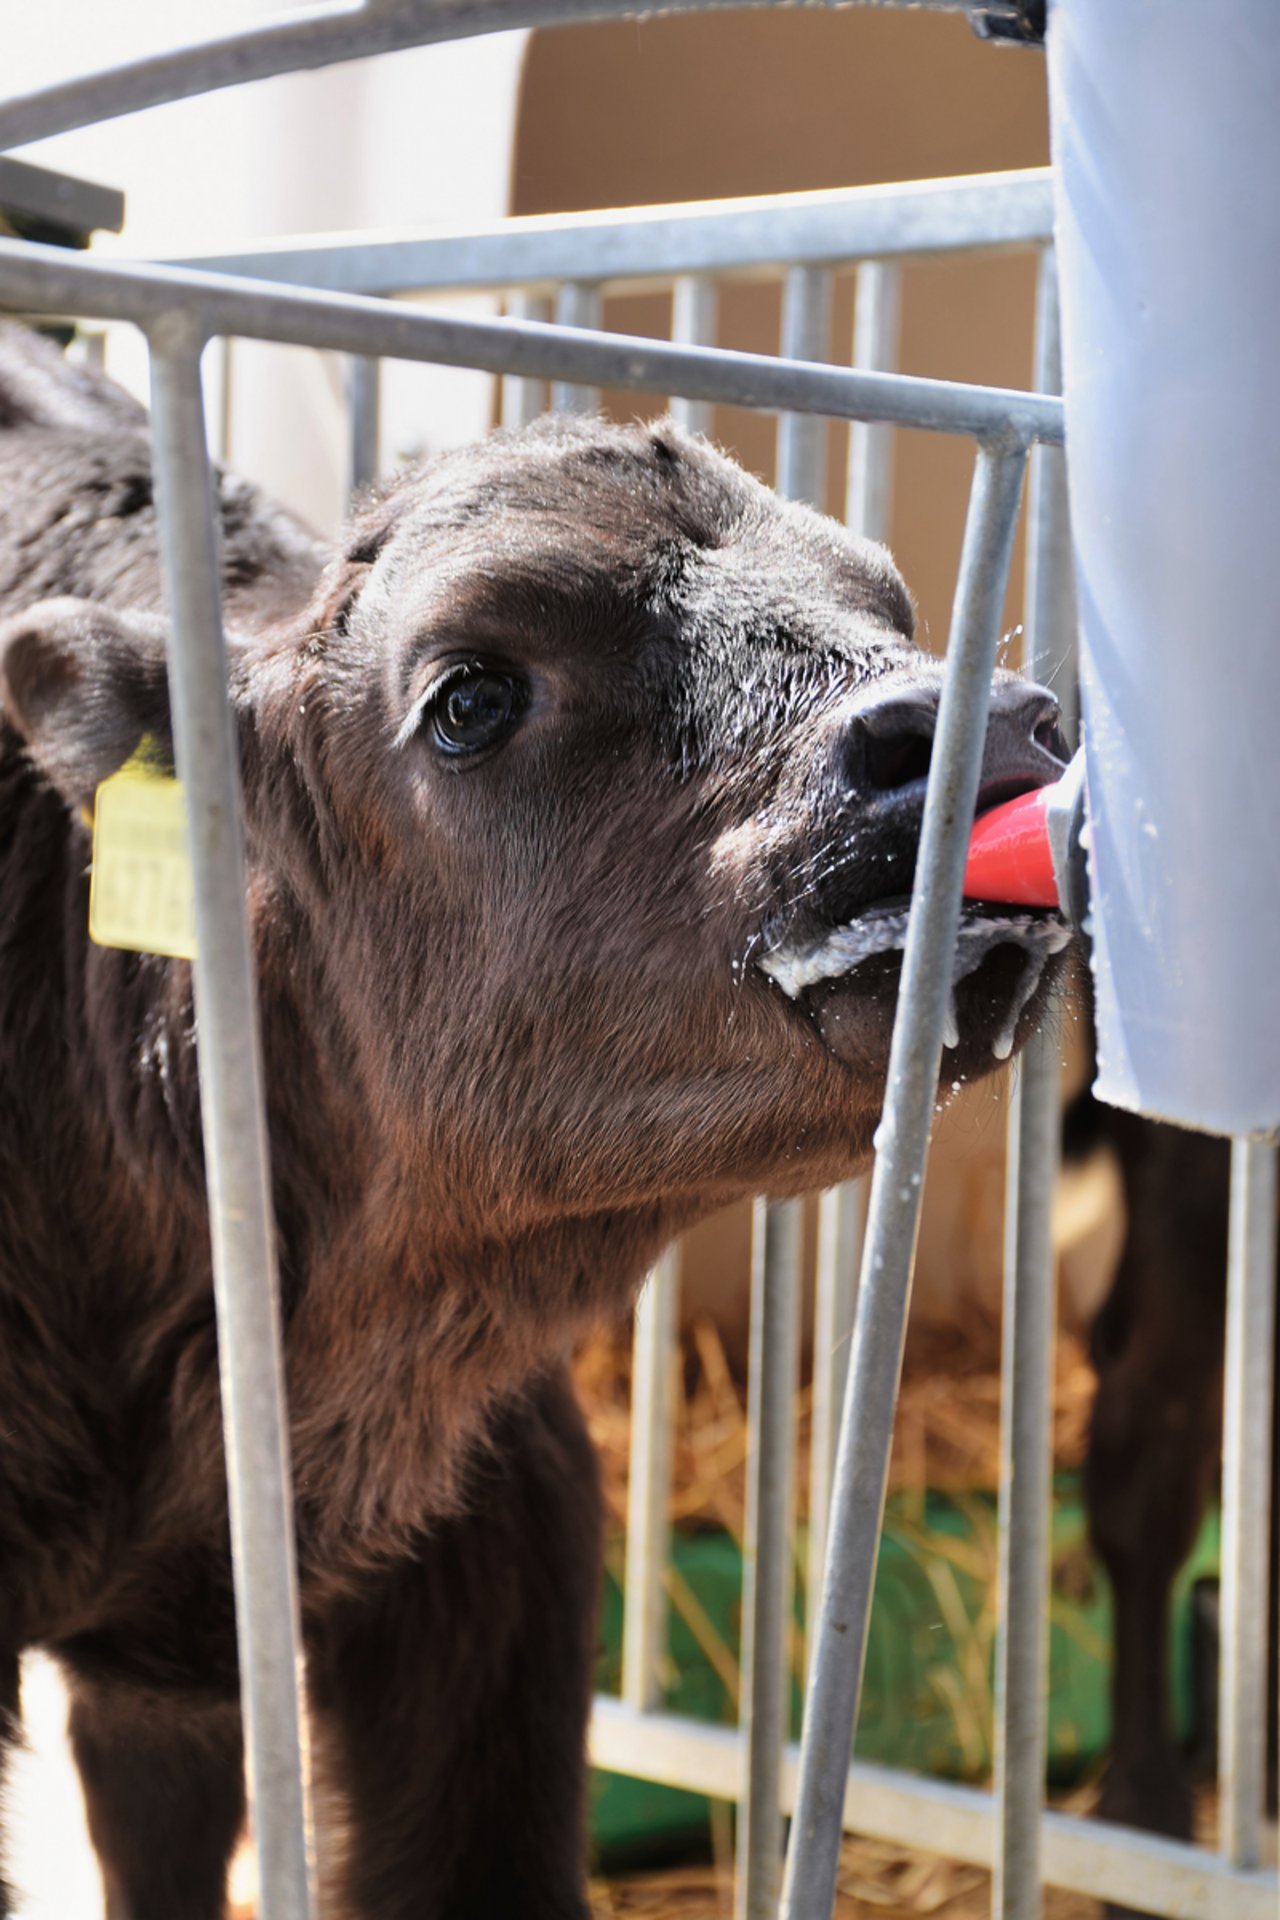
[802,259,898,1646]
[806,1180,865,1675]
[215,335,235,465]
[76,328,107,372]
[991,243,1072,1920]
[146,314,315,1920]
[550,281,602,414]
[171,171,1055,296]
[1219,1139,1278,1871]
[622,1245,681,1712]
[1020,249,1077,741]
[777,266,833,507]
[993,1038,1059,1920]
[500,290,550,428]
[346,352,380,493]
[0,153,124,236]
[670,274,717,437]
[0,239,1065,447]
[589,1700,1280,1920]
[0,0,976,151]
[736,1198,804,1920]
[845,261,902,543]
[781,439,1029,1920]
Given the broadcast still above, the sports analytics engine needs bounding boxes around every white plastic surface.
[1048,0,1280,1137]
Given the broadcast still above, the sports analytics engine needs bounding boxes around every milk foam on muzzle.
[759,907,1072,1061]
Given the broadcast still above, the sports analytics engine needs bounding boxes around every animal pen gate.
[1,5,1276,1920]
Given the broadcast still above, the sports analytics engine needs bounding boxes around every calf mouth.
[756,757,1073,1076]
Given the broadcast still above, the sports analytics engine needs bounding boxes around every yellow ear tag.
[88,736,197,960]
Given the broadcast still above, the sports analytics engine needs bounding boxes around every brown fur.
[0,324,1064,1919]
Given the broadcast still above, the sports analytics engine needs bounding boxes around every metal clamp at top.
[968,0,1045,46]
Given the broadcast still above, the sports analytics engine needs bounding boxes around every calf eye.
[420,662,527,758]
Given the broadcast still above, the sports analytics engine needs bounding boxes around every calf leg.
[66,1677,244,1920]
[1085,1112,1230,1840]
[307,1365,602,1920]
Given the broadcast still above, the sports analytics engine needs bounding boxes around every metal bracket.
[0,155,123,249]
[968,0,1046,46]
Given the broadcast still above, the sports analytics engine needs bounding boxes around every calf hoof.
[1096,1751,1195,1920]
[1095,1749,1194,1841]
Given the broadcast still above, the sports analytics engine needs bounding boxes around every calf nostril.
[1033,712,1070,762]
[864,730,934,793]
[853,690,940,794]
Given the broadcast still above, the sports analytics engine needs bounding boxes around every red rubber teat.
[963,786,1059,908]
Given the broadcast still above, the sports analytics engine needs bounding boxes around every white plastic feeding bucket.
[1047,0,1280,1137]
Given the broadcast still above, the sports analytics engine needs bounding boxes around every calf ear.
[0,596,173,813]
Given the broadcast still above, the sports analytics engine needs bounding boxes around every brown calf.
[0,324,1067,1920]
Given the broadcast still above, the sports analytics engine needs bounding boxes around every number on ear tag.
[88,737,197,960]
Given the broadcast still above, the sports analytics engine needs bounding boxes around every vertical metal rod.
[216,334,235,467]
[748,261,830,1897]
[346,352,380,494]
[992,1042,1059,1920]
[1020,250,1078,745]
[845,261,902,544]
[1219,1139,1277,1871]
[550,281,602,414]
[803,258,897,1668]
[622,1244,681,1711]
[991,244,1073,1920]
[776,266,833,508]
[806,1181,866,1677]
[781,439,1029,1920]
[78,326,107,371]
[147,316,315,1920]
[670,273,718,437]
[736,1197,804,1920]
[501,290,551,428]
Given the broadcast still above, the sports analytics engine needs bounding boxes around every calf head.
[0,417,1069,1272]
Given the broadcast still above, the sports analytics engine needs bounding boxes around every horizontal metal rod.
[0,0,971,152]
[0,239,1064,447]
[171,170,1054,295]
[589,1700,1279,1920]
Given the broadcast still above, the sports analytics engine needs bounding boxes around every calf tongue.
[963,749,1089,921]
[963,787,1058,908]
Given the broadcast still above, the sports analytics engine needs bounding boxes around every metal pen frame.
[1,16,1274,1920]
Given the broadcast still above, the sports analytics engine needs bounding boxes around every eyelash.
[399,661,528,758]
